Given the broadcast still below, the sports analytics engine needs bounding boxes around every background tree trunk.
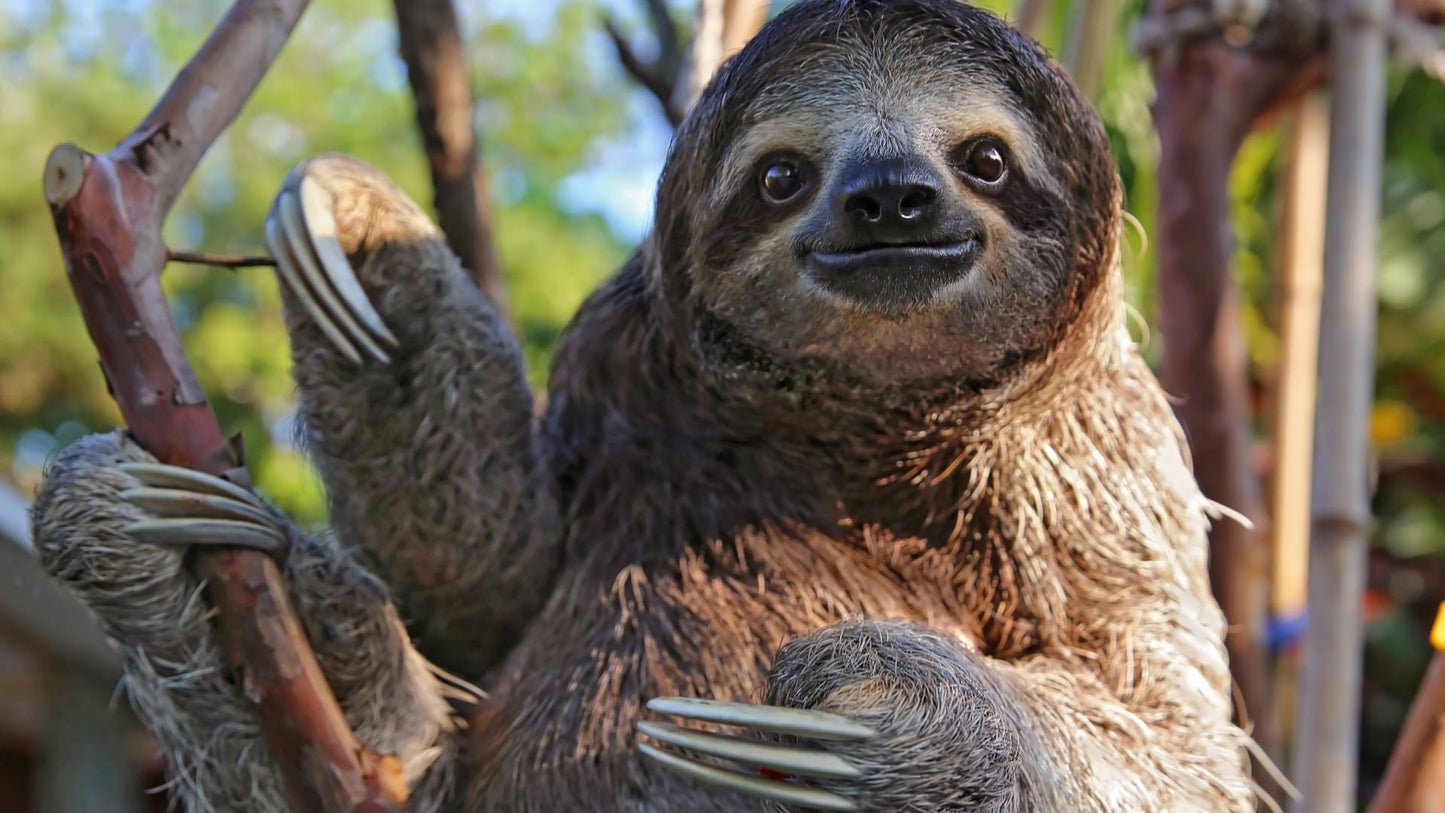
[393,0,509,317]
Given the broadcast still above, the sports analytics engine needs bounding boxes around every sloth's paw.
[639,619,1029,813]
[264,162,400,366]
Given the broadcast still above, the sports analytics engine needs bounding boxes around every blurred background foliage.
[1,0,1444,788]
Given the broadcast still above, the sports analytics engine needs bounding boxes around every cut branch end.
[44,143,89,207]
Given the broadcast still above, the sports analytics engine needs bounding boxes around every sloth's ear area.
[263,157,405,365]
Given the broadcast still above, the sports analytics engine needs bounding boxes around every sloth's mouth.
[802,237,980,311]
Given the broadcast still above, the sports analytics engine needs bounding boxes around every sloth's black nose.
[836,158,943,244]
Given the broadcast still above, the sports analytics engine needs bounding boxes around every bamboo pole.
[1289,0,1390,806]
[1268,90,1330,759]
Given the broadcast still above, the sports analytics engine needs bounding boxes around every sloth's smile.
[803,237,980,311]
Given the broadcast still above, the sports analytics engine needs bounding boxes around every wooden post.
[1289,0,1390,806]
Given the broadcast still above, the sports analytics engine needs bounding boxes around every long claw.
[278,191,391,364]
[121,518,286,554]
[646,698,876,741]
[117,463,266,510]
[639,742,857,812]
[637,721,862,779]
[265,214,363,365]
[119,488,276,527]
[297,175,399,349]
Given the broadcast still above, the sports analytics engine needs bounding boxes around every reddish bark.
[40,1,404,810]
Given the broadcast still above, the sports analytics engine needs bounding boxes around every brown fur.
[32,1,1253,811]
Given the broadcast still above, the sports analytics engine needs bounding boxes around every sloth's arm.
[641,619,1253,813]
[32,431,461,812]
[265,154,561,678]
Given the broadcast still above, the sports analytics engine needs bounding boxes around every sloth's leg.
[640,619,1253,812]
[33,431,460,813]
[264,154,561,678]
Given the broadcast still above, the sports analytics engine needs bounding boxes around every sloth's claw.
[264,173,397,366]
[117,463,284,554]
[295,176,399,349]
[118,463,267,510]
[121,518,286,554]
[279,191,391,364]
[639,698,874,811]
[119,488,277,527]
[638,742,858,811]
[265,214,363,365]
[645,697,876,741]
[636,721,863,779]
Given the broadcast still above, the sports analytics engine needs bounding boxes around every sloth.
[32,0,1256,811]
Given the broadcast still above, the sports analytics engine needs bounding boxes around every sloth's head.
[653,0,1120,388]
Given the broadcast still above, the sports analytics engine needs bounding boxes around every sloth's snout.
[836,157,944,245]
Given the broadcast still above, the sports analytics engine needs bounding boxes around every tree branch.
[41,1,405,810]
[604,13,687,126]
[392,0,510,317]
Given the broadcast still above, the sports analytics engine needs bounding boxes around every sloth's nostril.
[898,187,935,220]
[847,195,884,223]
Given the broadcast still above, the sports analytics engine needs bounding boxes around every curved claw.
[121,518,286,554]
[277,191,391,364]
[116,462,284,555]
[640,697,875,811]
[639,742,857,811]
[295,176,398,349]
[117,463,265,510]
[637,721,862,779]
[119,487,276,527]
[265,213,363,365]
[646,697,876,741]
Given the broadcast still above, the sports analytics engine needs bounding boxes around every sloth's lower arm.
[32,431,459,812]
[722,620,1250,812]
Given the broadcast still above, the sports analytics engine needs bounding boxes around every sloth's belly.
[460,537,979,811]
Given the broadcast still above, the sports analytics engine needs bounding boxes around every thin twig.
[167,249,276,268]
[604,14,685,126]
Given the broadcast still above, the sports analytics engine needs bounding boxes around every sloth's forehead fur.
[691,0,1077,205]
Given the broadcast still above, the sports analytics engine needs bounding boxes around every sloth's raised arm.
[266,154,561,678]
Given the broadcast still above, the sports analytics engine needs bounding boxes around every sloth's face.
[659,0,1116,387]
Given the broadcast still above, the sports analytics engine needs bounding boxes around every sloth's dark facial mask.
[672,11,1102,386]
[788,149,993,315]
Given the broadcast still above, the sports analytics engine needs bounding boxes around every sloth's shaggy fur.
[33,1,1254,810]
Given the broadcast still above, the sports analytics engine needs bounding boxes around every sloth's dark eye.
[760,161,804,202]
[961,139,1009,187]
